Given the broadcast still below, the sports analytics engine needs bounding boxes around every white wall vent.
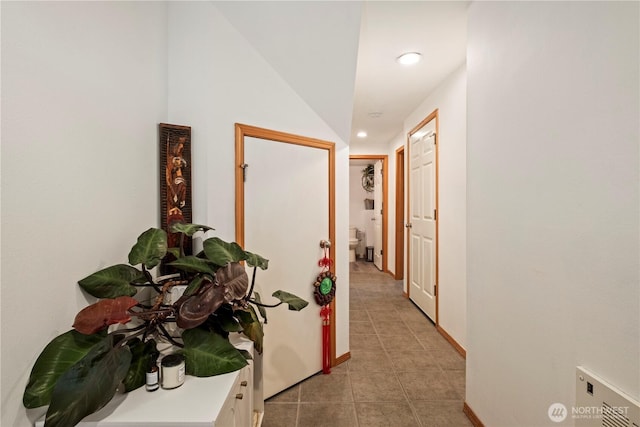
[575,366,640,427]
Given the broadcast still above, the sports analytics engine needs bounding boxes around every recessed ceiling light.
[357,131,367,138]
[396,52,422,66]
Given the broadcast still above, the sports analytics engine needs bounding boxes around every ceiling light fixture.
[396,52,422,66]
[357,131,367,138]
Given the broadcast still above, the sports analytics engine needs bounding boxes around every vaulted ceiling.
[216,1,468,148]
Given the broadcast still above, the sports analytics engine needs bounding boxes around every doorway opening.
[349,154,388,273]
[394,146,405,282]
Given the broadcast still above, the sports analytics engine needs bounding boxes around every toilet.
[349,227,360,262]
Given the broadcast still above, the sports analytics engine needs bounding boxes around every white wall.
[167,1,357,360]
[466,2,639,426]
[350,139,390,156]
[0,2,168,426]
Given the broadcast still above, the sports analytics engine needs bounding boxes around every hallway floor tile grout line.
[262,260,471,427]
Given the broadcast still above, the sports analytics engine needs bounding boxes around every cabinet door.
[215,380,238,427]
[236,364,253,426]
[214,364,253,427]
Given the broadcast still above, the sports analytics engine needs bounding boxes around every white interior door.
[409,121,437,321]
[243,135,330,398]
[373,160,383,270]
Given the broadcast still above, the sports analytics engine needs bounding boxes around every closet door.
[408,115,437,322]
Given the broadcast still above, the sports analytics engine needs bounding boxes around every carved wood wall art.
[159,123,192,269]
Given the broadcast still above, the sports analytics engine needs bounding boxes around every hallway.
[262,261,471,427]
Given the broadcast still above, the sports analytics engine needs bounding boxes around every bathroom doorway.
[349,154,388,273]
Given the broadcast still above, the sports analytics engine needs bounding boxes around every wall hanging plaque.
[159,123,192,270]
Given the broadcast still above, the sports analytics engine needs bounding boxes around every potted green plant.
[22,223,308,427]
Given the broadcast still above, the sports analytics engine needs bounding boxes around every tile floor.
[262,260,472,427]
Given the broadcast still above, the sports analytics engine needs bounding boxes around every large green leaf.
[23,330,106,408]
[44,335,132,427]
[244,251,269,270]
[218,316,243,333]
[272,290,309,311]
[236,305,264,354]
[170,223,214,236]
[167,247,181,259]
[128,228,167,269]
[78,264,142,299]
[252,292,268,324]
[202,237,267,271]
[167,256,217,275]
[122,338,158,392]
[183,276,206,297]
[214,305,244,333]
[181,329,247,377]
[203,238,247,266]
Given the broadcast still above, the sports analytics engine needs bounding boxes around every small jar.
[161,354,185,389]
[145,363,159,392]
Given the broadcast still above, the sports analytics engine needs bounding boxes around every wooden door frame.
[235,123,337,366]
[349,154,389,274]
[406,109,439,324]
[395,146,405,281]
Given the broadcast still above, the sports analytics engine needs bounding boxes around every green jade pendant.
[320,278,333,295]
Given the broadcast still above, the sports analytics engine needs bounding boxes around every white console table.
[35,337,263,427]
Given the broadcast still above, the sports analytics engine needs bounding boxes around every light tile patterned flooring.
[262,261,472,427]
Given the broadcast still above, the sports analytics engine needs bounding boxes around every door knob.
[320,240,331,248]
[405,223,412,228]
